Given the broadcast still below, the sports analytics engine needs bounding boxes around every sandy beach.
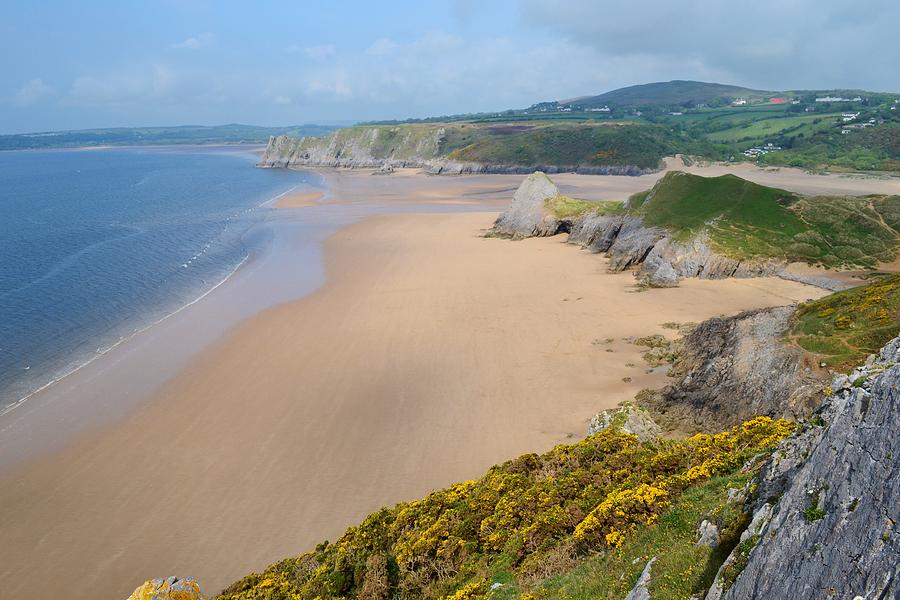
[0,163,835,599]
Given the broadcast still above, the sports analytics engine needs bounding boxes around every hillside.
[790,273,900,369]
[260,121,692,173]
[352,81,899,173]
[567,80,772,109]
[217,415,794,600]
[0,123,336,151]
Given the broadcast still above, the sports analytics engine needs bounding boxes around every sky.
[1,0,898,134]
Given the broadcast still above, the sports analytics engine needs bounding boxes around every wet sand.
[275,190,325,208]
[3,162,894,599]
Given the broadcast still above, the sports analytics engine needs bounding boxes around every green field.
[705,113,839,142]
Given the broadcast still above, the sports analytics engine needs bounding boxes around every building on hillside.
[816,96,864,103]
[732,98,747,105]
[769,97,786,104]
[842,112,860,122]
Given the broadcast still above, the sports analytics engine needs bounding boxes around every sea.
[0,146,320,413]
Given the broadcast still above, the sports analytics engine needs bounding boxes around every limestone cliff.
[707,337,900,600]
[491,172,567,238]
[258,127,656,176]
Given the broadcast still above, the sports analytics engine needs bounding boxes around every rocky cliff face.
[638,306,827,433]
[565,211,785,286]
[707,337,900,600]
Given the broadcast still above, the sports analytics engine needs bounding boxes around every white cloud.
[67,64,177,107]
[171,32,214,50]
[302,44,336,60]
[12,78,56,106]
[364,38,400,57]
[273,95,292,105]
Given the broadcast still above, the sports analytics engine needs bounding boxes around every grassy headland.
[630,172,900,268]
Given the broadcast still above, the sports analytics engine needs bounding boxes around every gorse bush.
[217,417,793,600]
[792,273,900,369]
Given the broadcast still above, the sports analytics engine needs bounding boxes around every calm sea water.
[0,147,319,411]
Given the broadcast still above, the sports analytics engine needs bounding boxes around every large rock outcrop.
[491,172,566,238]
[638,306,827,433]
[707,337,900,600]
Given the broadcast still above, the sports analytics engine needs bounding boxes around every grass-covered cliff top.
[630,172,900,268]
[267,121,699,170]
[217,416,793,600]
[790,273,900,370]
[441,122,689,170]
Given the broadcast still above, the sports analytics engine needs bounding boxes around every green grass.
[536,473,752,600]
[631,172,900,268]
[545,196,624,219]
[790,274,900,370]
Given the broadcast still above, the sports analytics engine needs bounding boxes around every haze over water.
[0,147,317,411]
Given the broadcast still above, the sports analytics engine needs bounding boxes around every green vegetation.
[0,124,336,150]
[631,172,900,268]
[790,274,900,369]
[217,417,794,600]
[441,122,690,170]
[545,196,624,219]
[575,80,773,110]
[802,489,826,523]
[362,81,900,172]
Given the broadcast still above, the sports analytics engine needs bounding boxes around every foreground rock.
[588,402,662,441]
[708,337,900,599]
[126,577,205,600]
[491,171,566,238]
[637,306,827,433]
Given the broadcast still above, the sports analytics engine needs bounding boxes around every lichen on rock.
[126,577,205,600]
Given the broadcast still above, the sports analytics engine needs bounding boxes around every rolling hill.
[565,80,773,109]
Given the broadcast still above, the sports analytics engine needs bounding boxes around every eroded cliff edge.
[258,130,655,176]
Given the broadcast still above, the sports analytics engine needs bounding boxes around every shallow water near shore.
[0,153,505,470]
[0,147,331,414]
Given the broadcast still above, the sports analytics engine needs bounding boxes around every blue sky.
[1,0,898,134]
